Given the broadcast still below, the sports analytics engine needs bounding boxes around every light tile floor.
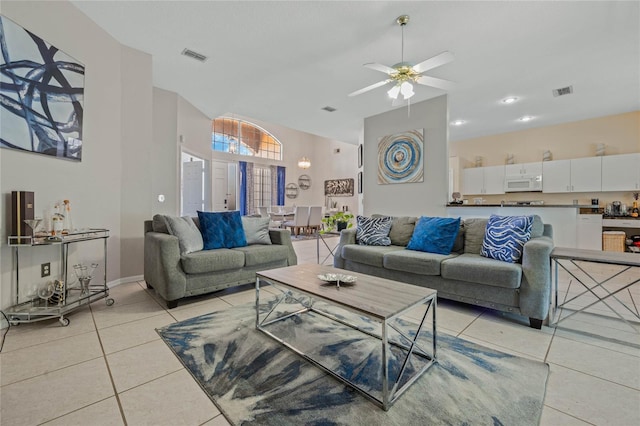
[1,237,639,425]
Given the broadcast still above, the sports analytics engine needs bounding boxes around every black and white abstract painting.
[324,178,354,197]
[0,15,85,161]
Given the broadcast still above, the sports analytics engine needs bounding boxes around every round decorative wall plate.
[298,174,311,190]
[286,183,299,199]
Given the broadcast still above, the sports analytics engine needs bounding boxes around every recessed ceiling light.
[451,120,466,126]
[502,97,518,104]
[321,106,337,112]
[518,116,534,122]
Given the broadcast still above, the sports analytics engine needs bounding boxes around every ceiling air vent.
[321,106,337,112]
[552,85,573,97]
[181,48,207,62]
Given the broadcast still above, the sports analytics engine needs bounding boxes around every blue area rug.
[157,302,548,425]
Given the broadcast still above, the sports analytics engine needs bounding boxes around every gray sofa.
[334,216,553,328]
[144,217,297,308]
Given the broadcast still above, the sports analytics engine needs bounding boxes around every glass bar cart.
[6,229,114,327]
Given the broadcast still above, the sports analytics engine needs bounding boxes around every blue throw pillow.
[197,211,247,250]
[480,215,533,263]
[407,216,461,255]
[356,216,392,246]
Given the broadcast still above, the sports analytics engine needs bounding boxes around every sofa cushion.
[407,216,461,255]
[463,218,488,254]
[356,216,392,246]
[441,253,522,289]
[384,249,458,276]
[372,215,417,246]
[480,215,533,263]
[163,215,204,254]
[452,225,465,254]
[241,216,272,245]
[152,214,169,234]
[181,249,245,274]
[198,210,247,250]
[530,215,544,238]
[342,244,403,268]
[232,245,289,267]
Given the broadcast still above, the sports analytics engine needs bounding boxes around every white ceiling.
[71,1,640,144]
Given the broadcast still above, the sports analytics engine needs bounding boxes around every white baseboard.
[108,275,144,288]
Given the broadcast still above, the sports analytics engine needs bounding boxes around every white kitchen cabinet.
[601,153,640,191]
[461,166,505,195]
[570,157,602,192]
[576,214,603,250]
[542,159,571,193]
[462,168,484,195]
[505,162,542,176]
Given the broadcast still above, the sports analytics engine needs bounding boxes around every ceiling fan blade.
[412,51,454,74]
[416,75,456,91]
[364,63,396,75]
[348,79,392,97]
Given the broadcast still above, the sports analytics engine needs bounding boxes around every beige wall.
[450,111,639,166]
[450,111,640,205]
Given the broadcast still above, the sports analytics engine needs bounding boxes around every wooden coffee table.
[255,264,437,410]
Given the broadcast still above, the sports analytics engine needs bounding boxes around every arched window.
[212,117,282,160]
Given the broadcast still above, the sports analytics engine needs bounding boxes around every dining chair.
[282,206,310,236]
[307,206,323,235]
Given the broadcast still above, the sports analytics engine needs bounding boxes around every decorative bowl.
[317,273,357,285]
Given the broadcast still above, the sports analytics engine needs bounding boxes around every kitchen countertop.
[447,204,592,208]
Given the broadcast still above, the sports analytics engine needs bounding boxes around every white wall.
[151,88,180,216]
[120,46,153,279]
[0,1,160,308]
[363,96,449,217]
[1,1,129,308]
[208,114,359,214]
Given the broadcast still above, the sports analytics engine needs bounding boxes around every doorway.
[212,160,236,212]
[181,151,211,216]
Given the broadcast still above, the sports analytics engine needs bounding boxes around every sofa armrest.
[269,228,297,266]
[333,228,357,268]
[144,231,187,301]
[519,235,554,320]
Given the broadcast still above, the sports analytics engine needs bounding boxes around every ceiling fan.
[348,15,455,103]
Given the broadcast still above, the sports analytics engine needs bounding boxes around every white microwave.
[504,175,542,192]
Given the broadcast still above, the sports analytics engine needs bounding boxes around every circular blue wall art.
[377,129,424,184]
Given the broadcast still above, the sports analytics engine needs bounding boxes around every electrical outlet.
[41,262,50,277]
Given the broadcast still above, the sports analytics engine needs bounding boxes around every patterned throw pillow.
[197,210,247,250]
[407,216,461,255]
[356,216,392,246]
[480,215,534,263]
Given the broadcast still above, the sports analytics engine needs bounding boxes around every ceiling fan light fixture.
[387,85,401,99]
[400,81,414,99]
